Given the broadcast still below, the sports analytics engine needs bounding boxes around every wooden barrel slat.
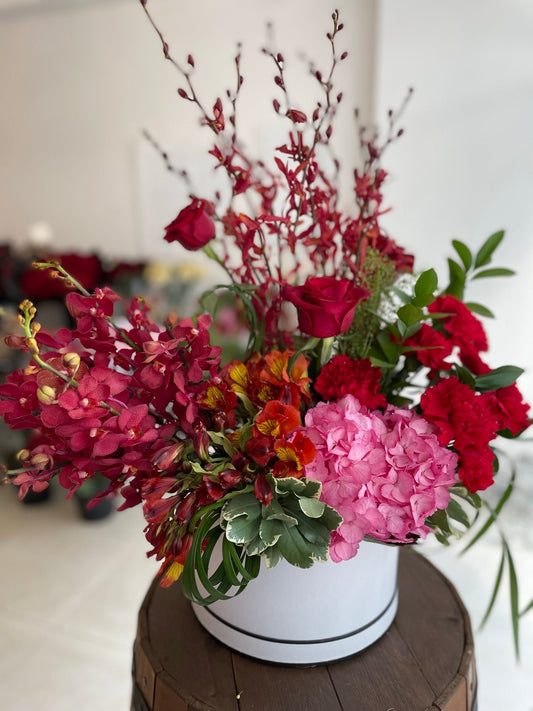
[327,623,436,711]
[144,575,237,711]
[131,549,476,711]
[395,553,468,696]
[233,657,343,711]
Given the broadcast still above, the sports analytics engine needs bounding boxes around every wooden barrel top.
[131,548,476,711]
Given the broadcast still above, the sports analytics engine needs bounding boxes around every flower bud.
[37,385,56,405]
[152,442,185,470]
[16,449,31,463]
[25,337,39,355]
[193,423,210,461]
[5,335,25,349]
[30,453,53,471]
[62,352,81,372]
[175,495,197,525]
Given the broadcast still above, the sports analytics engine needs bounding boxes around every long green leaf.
[412,268,438,307]
[519,599,533,618]
[503,538,520,660]
[479,546,505,629]
[461,470,515,554]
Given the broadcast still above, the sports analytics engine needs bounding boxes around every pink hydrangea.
[303,395,458,562]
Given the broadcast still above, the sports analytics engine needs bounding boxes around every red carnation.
[314,355,387,408]
[164,198,216,250]
[484,384,531,436]
[420,376,499,492]
[404,324,453,373]
[459,449,495,492]
[420,376,496,449]
[428,295,488,374]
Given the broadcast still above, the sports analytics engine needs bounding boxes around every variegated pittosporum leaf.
[220,476,342,569]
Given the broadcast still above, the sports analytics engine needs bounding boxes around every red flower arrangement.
[0,7,530,644]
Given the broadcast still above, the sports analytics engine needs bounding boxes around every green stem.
[34,261,91,296]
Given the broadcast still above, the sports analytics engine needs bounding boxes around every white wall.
[0,0,376,264]
[375,0,533,403]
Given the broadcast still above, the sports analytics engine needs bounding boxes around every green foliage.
[201,282,263,356]
[444,231,514,300]
[181,498,262,606]
[473,229,505,268]
[342,249,397,359]
[222,477,342,570]
[182,478,342,605]
[412,268,438,306]
[475,366,524,392]
[464,302,494,318]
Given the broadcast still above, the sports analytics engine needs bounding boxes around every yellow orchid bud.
[30,453,52,470]
[37,385,56,405]
[25,337,39,355]
[62,352,81,371]
[16,449,31,463]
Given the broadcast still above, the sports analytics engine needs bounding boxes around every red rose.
[283,276,369,338]
[314,355,387,408]
[164,198,216,250]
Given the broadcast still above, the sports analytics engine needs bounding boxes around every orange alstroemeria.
[273,432,316,478]
[226,357,275,406]
[197,380,238,428]
[255,400,300,438]
[262,350,311,407]
[157,533,193,588]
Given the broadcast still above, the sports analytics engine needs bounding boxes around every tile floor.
[0,442,532,711]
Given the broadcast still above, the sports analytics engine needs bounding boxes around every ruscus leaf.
[445,258,465,299]
[474,230,505,268]
[412,268,438,307]
[472,267,515,280]
[452,239,473,271]
[464,301,495,318]
[475,366,524,392]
